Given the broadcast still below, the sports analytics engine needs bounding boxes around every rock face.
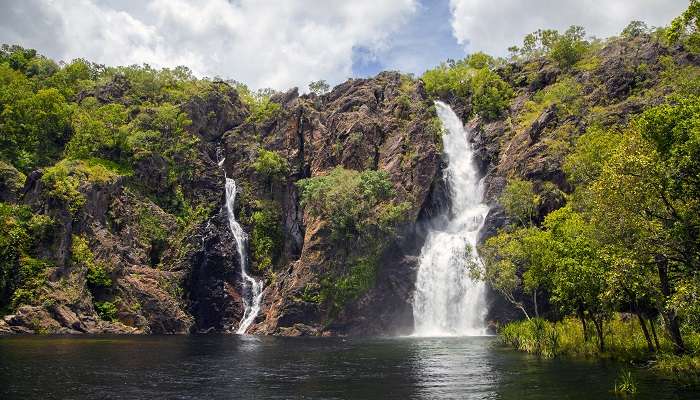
[2,34,690,335]
[1,71,442,336]
[220,72,442,335]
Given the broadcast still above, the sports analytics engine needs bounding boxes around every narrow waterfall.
[412,101,489,337]
[222,170,264,334]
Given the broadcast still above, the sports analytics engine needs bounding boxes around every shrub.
[471,68,513,120]
[519,77,583,128]
[94,301,118,321]
[0,203,53,312]
[252,149,288,180]
[500,178,540,227]
[41,159,121,214]
[297,167,409,240]
[235,84,281,123]
[422,61,472,98]
[249,202,283,273]
[71,235,112,289]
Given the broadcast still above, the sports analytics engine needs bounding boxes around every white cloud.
[449,0,689,55]
[0,0,417,90]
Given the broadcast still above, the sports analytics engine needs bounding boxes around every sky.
[0,0,690,91]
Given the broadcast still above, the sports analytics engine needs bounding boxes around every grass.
[499,314,700,383]
[613,368,638,397]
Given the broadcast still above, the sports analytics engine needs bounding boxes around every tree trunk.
[533,291,539,318]
[592,316,605,352]
[649,318,661,351]
[577,307,588,342]
[656,255,686,354]
[518,303,531,320]
[636,312,655,353]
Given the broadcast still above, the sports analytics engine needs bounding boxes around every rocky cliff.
[1,32,696,335]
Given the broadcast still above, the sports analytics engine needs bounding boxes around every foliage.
[667,0,700,52]
[234,83,281,123]
[41,159,121,214]
[66,102,129,160]
[613,369,638,397]
[252,149,288,180]
[519,77,583,128]
[308,80,330,95]
[501,318,559,358]
[320,249,381,314]
[297,167,409,311]
[297,166,409,241]
[71,235,112,289]
[475,227,551,319]
[422,60,472,98]
[249,201,283,273]
[622,21,650,38]
[422,55,512,120]
[510,26,589,69]
[500,179,540,227]
[0,203,53,312]
[470,68,513,120]
[94,300,118,321]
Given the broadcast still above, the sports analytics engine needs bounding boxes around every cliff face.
[1,72,443,335]
[1,34,695,335]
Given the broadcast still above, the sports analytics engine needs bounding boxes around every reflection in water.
[409,337,497,399]
[0,336,697,400]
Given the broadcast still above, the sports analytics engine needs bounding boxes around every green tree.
[589,98,700,352]
[470,68,513,120]
[308,79,330,95]
[500,178,541,227]
[667,0,700,51]
[297,167,409,241]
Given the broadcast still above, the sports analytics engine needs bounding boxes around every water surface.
[0,335,696,399]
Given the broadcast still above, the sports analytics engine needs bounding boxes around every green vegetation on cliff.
[298,167,410,313]
[469,1,700,379]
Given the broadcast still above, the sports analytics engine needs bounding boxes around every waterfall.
[222,168,264,334]
[412,101,489,337]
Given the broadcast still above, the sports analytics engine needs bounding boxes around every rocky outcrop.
[2,34,688,335]
[219,72,443,335]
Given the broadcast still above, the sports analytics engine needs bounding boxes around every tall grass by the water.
[613,368,638,397]
[499,315,700,382]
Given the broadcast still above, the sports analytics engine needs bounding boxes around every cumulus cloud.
[449,0,689,55]
[0,0,417,90]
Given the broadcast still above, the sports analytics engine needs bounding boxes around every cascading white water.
[412,101,489,337]
[222,171,264,334]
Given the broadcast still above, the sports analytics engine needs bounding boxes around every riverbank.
[498,315,700,384]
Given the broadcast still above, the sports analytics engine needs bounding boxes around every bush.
[297,167,409,240]
[94,300,118,321]
[71,235,112,289]
[252,149,288,180]
[234,84,281,123]
[41,159,121,214]
[519,77,583,128]
[422,61,472,98]
[249,202,283,273]
[470,68,513,120]
[0,203,53,312]
[500,179,540,227]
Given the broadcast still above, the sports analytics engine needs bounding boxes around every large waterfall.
[412,101,489,337]
[222,173,264,334]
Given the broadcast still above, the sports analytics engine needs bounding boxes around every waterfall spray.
[412,101,489,337]
[220,158,263,334]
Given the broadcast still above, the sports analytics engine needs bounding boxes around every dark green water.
[0,335,696,399]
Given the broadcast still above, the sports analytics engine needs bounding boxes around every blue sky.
[351,0,464,78]
[0,0,690,90]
